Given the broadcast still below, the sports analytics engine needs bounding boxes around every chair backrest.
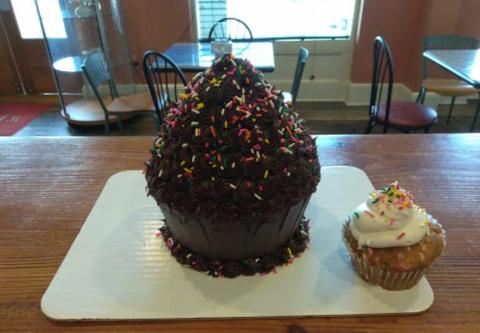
[369,36,394,133]
[207,17,253,42]
[422,35,480,78]
[290,47,309,104]
[142,50,187,122]
[81,51,114,114]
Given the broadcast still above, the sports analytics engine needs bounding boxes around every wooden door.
[0,7,22,94]
[0,1,56,95]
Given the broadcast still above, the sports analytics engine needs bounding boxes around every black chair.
[283,47,309,105]
[82,51,157,135]
[207,17,253,42]
[143,50,188,123]
[365,36,438,134]
[417,35,480,126]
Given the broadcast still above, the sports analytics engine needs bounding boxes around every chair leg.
[424,125,431,133]
[446,96,456,125]
[416,87,426,103]
[104,116,109,135]
[364,120,375,134]
[470,94,480,132]
[118,115,123,134]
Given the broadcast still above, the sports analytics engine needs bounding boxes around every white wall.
[264,40,354,102]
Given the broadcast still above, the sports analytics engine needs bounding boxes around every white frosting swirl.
[349,182,430,248]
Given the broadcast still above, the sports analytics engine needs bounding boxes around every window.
[11,0,66,39]
[195,0,356,41]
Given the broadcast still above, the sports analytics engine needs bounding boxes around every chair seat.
[423,78,478,97]
[107,92,155,113]
[377,101,438,128]
[63,99,119,126]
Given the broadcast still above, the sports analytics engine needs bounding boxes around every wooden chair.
[207,17,253,42]
[283,47,309,105]
[142,50,187,123]
[365,36,438,134]
[81,51,157,135]
[417,35,480,125]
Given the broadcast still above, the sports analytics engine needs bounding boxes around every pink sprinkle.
[258,185,264,192]
[290,136,300,144]
[364,210,375,218]
[396,262,409,271]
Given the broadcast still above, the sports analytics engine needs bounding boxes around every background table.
[423,49,480,131]
[423,50,480,88]
[1,135,480,332]
[164,42,275,73]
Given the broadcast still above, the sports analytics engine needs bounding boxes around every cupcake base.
[342,223,437,290]
[346,246,427,290]
[159,217,310,278]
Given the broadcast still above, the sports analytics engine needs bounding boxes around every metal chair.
[81,51,157,135]
[143,50,187,123]
[417,35,480,125]
[207,17,253,42]
[283,47,309,104]
[365,36,438,134]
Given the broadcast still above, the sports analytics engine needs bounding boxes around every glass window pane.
[196,0,356,40]
[11,0,66,39]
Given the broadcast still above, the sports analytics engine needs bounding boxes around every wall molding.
[344,82,473,107]
[255,79,472,106]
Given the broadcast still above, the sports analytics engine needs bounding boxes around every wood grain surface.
[1,134,479,333]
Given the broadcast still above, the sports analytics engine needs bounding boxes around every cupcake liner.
[342,230,429,290]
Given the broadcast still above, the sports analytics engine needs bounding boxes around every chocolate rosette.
[260,107,276,127]
[243,161,263,180]
[233,179,256,201]
[198,105,214,125]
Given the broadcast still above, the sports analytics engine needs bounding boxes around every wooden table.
[164,42,275,73]
[423,49,480,131]
[1,135,479,332]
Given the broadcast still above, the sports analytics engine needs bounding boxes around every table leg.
[470,93,480,132]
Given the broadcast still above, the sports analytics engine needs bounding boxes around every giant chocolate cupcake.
[145,54,320,277]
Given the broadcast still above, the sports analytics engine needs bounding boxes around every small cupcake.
[343,182,445,290]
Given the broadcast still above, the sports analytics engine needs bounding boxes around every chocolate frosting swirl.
[145,54,321,221]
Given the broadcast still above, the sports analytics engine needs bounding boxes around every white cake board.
[41,166,434,320]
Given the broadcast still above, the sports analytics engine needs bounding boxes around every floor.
[3,95,479,136]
